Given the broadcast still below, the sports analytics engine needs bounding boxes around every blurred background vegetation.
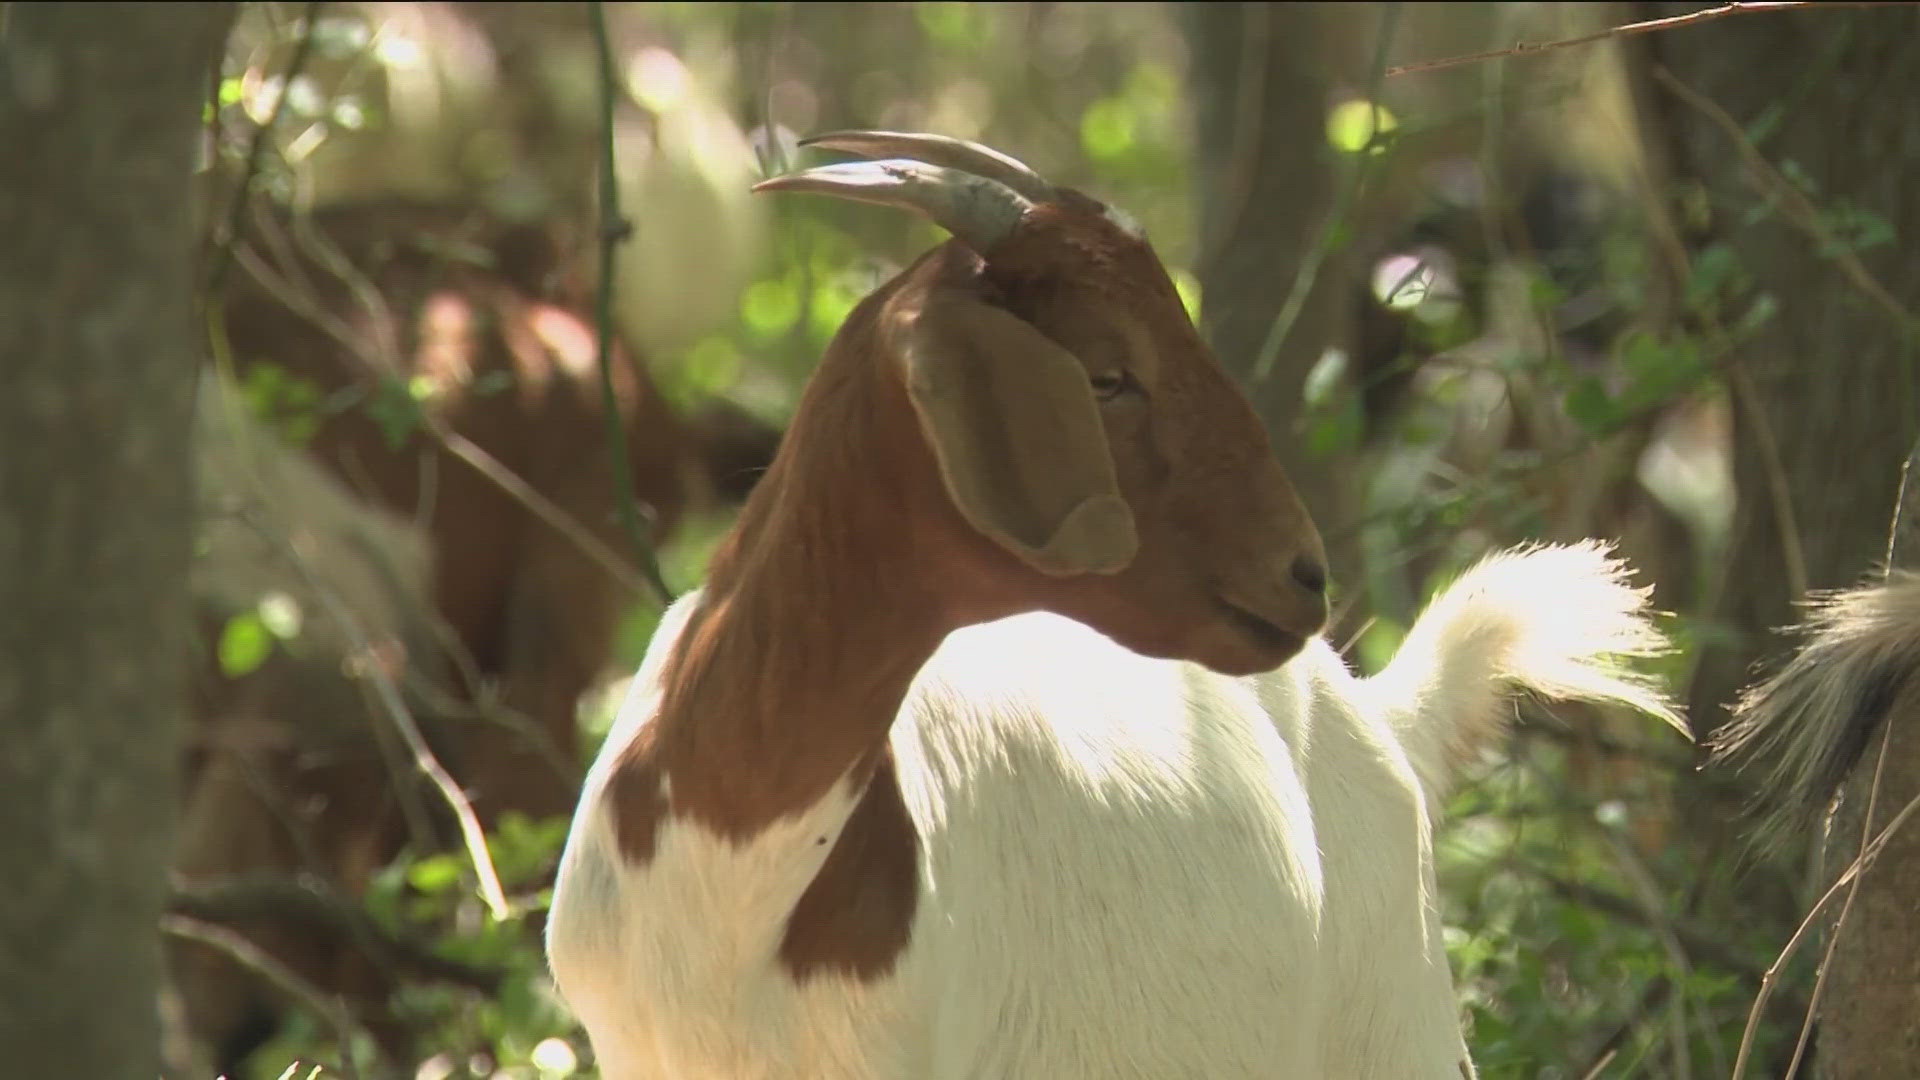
[100,1,1920,1076]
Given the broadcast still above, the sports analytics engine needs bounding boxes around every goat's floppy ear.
[894,290,1137,576]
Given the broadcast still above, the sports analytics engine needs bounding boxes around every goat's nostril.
[1290,555,1328,596]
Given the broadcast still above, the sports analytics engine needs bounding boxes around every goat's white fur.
[548,541,1681,1077]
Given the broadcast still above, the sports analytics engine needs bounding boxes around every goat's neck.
[634,411,964,843]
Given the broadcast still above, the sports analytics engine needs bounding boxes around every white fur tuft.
[1364,541,1687,803]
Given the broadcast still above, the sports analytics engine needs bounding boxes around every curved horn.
[800,130,1055,205]
[752,159,1033,254]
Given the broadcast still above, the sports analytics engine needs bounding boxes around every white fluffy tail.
[1364,541,1686,803]
[1713,572,1920,837]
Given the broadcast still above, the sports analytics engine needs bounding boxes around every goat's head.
[755,132,1327,675]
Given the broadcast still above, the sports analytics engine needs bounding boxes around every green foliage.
[215,593,304,678]
[365,374,435,450]
[216,610,274,677]
[239,361,325,445]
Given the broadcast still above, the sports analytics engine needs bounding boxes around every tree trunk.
[1183,2,1375,597]
[1648,4,1920,736]
[0,4,236,1076]
[1643,6,1920,1077]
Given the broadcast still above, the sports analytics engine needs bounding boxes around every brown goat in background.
[169,199,778,1076]
[218,197,778,822]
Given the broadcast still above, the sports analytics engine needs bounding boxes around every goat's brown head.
[756,132,1327,676]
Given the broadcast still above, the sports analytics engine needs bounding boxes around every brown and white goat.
[547,133,1683,1078]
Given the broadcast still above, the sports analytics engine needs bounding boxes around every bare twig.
[1778,437,1920,1076]
[169,873,503,993]
[1728,361,1810,601]
[1729,778,1920,1077]
[1578,1047,1621,1080]
[1531,866,1764,980]
[1252,3,1402,382]
[205,0,326,298]
[587,1,674,605]
[200,374,514,922]
[290,553,514,922]
[1384,3,1879,81]
[226,220,658,600]
[432,423,656,601]
[162,913,365,1080]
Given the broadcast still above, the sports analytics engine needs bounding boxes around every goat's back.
[553,603,1477,1077]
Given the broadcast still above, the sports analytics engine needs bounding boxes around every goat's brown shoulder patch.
[779,750,920,983]
[608,738,669,866]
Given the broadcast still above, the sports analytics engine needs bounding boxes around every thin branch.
[161,913,365,1080]
[1252,3,1402,382]
[1779,436,1920,1076]
[204,0,326,298]
[169,873,503,994]
[201,375,513,922]
[226,215,658,600]
[432,423,656,600]
[587,1,674,605]
[1653,64,1920,343]
[1531,866,1764,980]
[1728,361,1809,601]
[1729,767,1920,1077]
[1385,3,1864,81]
[291,553,514,923]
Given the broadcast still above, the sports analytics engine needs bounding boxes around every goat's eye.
[1089,370,1132,402]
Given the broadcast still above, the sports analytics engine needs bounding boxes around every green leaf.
[1685,242,1741,311]
[1563,376,1616,432]
[740,278,801,339]
[406,852,465,894]
[916,1,990,49]
[365,376,426,449]
[1325,99,1398,155]
[1080,98,1137,162]
[217,612,274,678]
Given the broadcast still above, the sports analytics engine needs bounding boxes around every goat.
[220,198,781,823]
[546,133,1683,1078]
[171,372,448,1077]
[174,202,778,1074]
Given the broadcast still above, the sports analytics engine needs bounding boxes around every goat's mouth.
[1211,595,1307,664]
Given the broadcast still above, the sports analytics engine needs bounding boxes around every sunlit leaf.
[1080,98,1137,161]
[740,278,801,339]
[217,612,273,678]
[407,853,465,894]
[917,2,990,49]
[1325,99,1398,155]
